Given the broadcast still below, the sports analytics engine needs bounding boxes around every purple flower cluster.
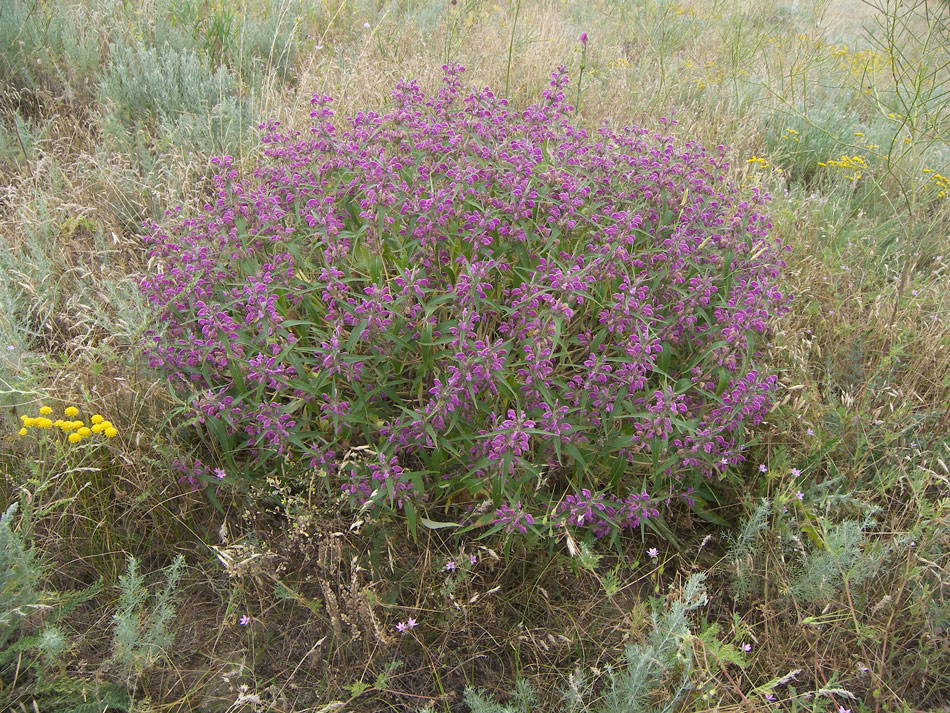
[142,65,788,538]
[558,489,659,538]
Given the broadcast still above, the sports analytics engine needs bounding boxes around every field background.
[1,0,948,711]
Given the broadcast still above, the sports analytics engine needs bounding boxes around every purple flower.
[759,464,768,473]
[791,467,800,477]
[579,32,588,45]
[493,502,534,534]
[395,621,407,633]
[470,554,478,565]
[741,643,752,652]
[239,614,250,626]
[445,561,456,571]
[647,547,659,558]
[796,491,804,500]
[214,467,226,479]
[406,617,417,629]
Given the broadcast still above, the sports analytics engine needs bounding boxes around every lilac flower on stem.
[493,501,534,534]
[239,614,250,626]
[647,547,659,558]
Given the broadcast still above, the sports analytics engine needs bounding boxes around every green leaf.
[419,517,459,530]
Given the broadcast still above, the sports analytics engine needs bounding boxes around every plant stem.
[504,0,522,101]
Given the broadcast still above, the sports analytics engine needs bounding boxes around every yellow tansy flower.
[39,406,52,415]
[18,428,27,436]
[36,418,53,429]
[21,416,35,427]
[91,415,104,425]
[64,407,80,418]
[91,423,104,433]
[104,427,118,438]
[77,427,92,438]
[68,433,82,443]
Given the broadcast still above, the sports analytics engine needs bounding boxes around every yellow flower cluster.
[818,154,868,182]
[923,168,949,199]
[17,406,118,442]
[831,44,887,80]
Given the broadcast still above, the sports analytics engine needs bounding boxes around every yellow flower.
[91,423,104,433]
[18,428,27,436]
[100,421,113,430]
[104,427,118,438]
[59,421,77,432]
[68,433,82,443]
[39,406,52,415]
[77,427,92,438]
[35,418,53,429]
[72,421,85,429]
[91,414,104,425]
[64,407,80,418]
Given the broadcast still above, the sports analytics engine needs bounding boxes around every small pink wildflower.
[406,617,417,629]
[647,547,659,558]
[791,467,801,477]
[395,621,407,632]
[741,643,752,652]
[796,491,804,500]
[239,614,250,626]
[470,554,478,565]
[580,32,588,45]
[759,464,768,473]
[214,467,226,479]
[445,561,456,571]
[807,427,815,436]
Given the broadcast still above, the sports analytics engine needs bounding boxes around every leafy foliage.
[142,66,789,540]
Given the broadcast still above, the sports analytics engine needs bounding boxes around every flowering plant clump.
[142,65,788,538]
[17,406,119,443]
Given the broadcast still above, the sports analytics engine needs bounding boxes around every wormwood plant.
[143,66,789,540]
[111,554,186,685]
[0,500,127,710]
[98,40,250,157]
[464,573,708,713]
